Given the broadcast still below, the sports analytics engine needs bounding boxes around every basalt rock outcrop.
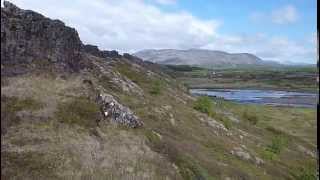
[1,1,83,75]
[97,93,143,128]
[83,44,121,59]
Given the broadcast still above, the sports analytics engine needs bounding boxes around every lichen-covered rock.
[97,93,143,128]
[1,1,83,75]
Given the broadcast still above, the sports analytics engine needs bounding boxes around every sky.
[1,0,317,64]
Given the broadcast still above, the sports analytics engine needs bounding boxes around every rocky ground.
[1,1,317,180]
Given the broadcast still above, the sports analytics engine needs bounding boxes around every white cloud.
[271,5,298,24]
[202,34,316,64]
[6,0,219,53]
[250,5,299,25]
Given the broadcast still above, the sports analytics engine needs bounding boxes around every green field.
[166,65,318,92]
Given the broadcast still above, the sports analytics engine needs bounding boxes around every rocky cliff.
[1,1,85,75]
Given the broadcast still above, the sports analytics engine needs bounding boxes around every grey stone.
[1,1,83,75]
[96,93,143,128]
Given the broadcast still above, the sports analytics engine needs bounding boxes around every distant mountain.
[280,60,316,67]
[134,49,281,67]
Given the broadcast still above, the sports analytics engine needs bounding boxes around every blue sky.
[3,0,317,64]
[171,0,316,39]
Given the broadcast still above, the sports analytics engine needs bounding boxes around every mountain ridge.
[134,49,281,67]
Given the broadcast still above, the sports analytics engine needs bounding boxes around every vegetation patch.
[98,75,119,92]
[115,63,148,85]
[220,116,232,130]
[149,79,165,95]
[193,96,214,117]
[2,96,43,113]
[2,151,61,179]
[55,97,100,129]
[294,165,317,180]
[267,135,289,154]
[242,109,259,125]
[1,96,43,132]
[262,135,289,160]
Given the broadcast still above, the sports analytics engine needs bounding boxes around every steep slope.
[1,1,316,180]
[134,49,280,67]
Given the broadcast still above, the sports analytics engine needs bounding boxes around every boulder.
[96,93,143,128]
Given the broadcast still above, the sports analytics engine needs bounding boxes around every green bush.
[193,96,214,116]
[261,149,277,160]
[266,135,288,154]
[55,97,100,128]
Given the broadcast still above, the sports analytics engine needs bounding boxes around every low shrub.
[193,96,214,116]
[266,135,288,154]
[261,149,277,160]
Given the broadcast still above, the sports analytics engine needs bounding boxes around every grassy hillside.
[2,57,317,179]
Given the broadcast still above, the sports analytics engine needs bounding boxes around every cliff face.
[1,1,83,75]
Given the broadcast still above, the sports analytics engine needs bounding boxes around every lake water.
[190,89,317,108]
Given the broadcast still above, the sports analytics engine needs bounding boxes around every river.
[190,89,317,108]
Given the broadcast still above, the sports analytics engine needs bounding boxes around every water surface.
[190,89,317,108]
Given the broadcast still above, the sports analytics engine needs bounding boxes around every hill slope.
[1,1,317,179]
[134,49,280,67]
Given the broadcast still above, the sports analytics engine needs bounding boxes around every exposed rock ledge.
[96,92,143,128]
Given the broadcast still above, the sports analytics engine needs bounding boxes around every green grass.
[55,97,100,128]
[242,109,259,125]
[267,135,289,154]
[173,66,318,92]
[2,59,317,179]
[2,96,43,113]
[144,129,215,180]
[1,96,43,132]
[295,166,318,180]
[193,96,214,116]
[2,151,61,179]
[149,79,165,95]
[115,63,148,85]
